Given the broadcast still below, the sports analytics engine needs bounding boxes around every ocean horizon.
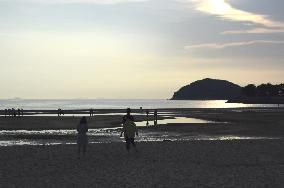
[0,99,279,110]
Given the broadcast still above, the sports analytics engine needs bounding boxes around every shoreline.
[0,107,283,146]
[1,106,284,116]
[226,97,284,104]
[1,107,283,132]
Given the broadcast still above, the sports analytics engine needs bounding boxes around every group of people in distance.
[57,108,64,116]
[145,109,158,126]
[4,108,24,117]
[77,108,154,158]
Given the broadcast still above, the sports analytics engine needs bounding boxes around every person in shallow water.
[120,108,138,152]
[77,116,88,158]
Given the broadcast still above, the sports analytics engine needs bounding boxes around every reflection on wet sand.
[136,116,216,127]
[0,123,281,147]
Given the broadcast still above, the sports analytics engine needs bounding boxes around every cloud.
[187,0,284,34]
[0,0,148,4]
[185,40,284,50]
[189,0,284,27]
[222,28,284,35]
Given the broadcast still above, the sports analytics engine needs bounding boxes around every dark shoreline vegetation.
[171,78,284,104]
[228,83,284,104]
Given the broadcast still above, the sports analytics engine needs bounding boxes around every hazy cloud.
[185,40,284,50]
[222,28,284,34]
[0,0,148,4]
[187,0,284,34]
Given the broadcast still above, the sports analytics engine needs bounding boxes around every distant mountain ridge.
[171,78,242,100]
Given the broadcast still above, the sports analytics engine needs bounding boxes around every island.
[171,78,242,100]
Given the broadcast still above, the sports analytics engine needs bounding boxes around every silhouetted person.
[12,108,16,117]
[4,109,7,117]
[21,108,24,116]
[89,108,94,117]
[154,109,158,126]
[77,116,88,159]
[17,109,21,117]
[8,109,11,117]
[146,109,149,126]
[120,108,138,152]
[58,108,64,116]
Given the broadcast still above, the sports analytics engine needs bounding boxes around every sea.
[0,99,280,110]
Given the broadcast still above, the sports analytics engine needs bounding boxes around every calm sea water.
[0,99,279,110]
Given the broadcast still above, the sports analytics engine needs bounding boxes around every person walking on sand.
[77,116,88,158]
[120,108,138,152]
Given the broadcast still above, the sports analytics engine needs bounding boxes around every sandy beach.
[1,140,284,187]
[1,108,284,187]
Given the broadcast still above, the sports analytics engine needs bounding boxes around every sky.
[0,0,283,99]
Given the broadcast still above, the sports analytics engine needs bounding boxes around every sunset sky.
[0,0,283,99]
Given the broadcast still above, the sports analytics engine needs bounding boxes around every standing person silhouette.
[17,109,21,117]
[12,108,16,117]
[89,108,94,117]
[120,108,138,152]
[154,109,158,126]
[146,109,149,126]
[77,116,88,159]
[8,109,11,117]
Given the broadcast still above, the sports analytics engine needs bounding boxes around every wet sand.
[0,115,158,130]
[1,108,284,138]
[1,140,284,187]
